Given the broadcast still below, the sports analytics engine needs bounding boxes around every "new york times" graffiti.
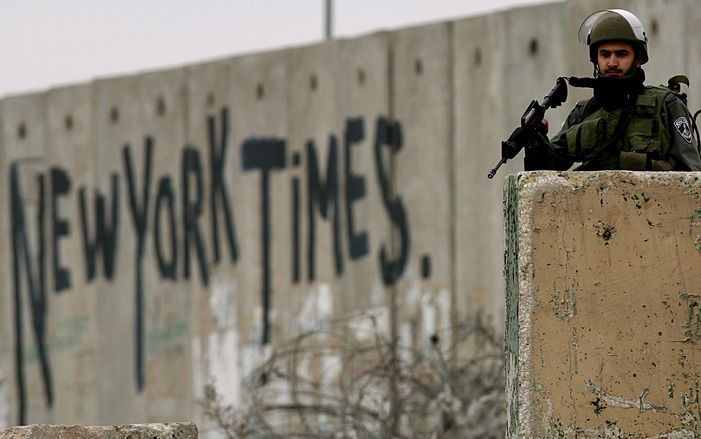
[9,107,414,424]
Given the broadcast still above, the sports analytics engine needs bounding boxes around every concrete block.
[0,92,52,426]
[230,50,292,348]
[392,22,453,348]
[286,33,392,331]
[506,171,701,438]
[453,12,511,326]
[184,57,241,433]
[287,39,343,302]
[504,3,569,131]
[92,74,144,425]
[0,423,197,439]
[91,66,193,424]
[0,93,47,162]
[333,33,391,322]
[44,84,99,424]
[183,52,292,433]
[133,68,193,423]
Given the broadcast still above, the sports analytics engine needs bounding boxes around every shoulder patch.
[674,116,693,144]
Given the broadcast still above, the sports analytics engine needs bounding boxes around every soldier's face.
[596,41,641,77]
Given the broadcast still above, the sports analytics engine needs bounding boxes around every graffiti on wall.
[9,107,426,424]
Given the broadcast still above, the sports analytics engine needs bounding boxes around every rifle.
[487,77,568,179]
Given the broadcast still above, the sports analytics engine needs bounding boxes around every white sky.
[1,0,551,97]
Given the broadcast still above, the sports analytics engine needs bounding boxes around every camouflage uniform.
[526,83,701,171]
[524,8,701,172]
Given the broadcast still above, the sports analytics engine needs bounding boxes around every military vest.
[564,86,674,169]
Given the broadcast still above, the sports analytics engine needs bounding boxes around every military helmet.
[578,9,649,65]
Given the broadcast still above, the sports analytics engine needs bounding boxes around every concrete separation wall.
[506,171,701,438]
[1,0,700,433]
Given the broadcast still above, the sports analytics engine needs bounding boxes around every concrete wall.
[506,172,701,438]
[0,0,699,432]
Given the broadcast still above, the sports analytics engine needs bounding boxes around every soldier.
[524,9,701,171]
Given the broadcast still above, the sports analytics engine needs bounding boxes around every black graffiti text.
[9,108,411,424]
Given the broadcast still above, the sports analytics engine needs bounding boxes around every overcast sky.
[1,0,551,97]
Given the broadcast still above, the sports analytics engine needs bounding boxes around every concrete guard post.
[505,171,701,438]
[0,423,197,439]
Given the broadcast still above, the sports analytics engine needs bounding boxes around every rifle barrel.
[487,157,507,179]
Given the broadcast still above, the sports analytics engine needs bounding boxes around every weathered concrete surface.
[0,423,197,439]
[92,74,144,425]
[392,22,453,354]
[184,56,242,435]
[453,11,511,333]
[46,84,99,425]
[506,171,701,438]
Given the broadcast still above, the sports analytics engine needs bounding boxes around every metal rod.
[325,0,333,40]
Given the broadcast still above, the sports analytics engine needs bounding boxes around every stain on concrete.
[209,277,237,329]
[206,329,242,407]
[591,397,606,415]
[594,222,616,246]
[586,380,668,414]
[680,293,701,343]
[23,315,90,363]
[679,382,701,434]
[147,320,189,355]
[295,283,334,333]
[622,192,645,209]
[552,281,577,321]
[689,208,701,225]
[597,183,607,207]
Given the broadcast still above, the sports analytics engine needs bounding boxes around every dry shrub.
[201,314,505,438]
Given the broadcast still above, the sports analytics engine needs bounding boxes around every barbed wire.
[200,313,505,438]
